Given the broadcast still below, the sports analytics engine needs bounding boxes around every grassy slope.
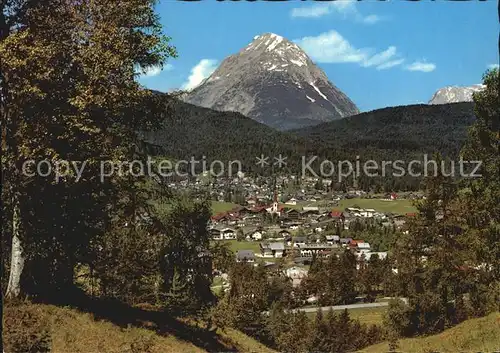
[359,312,500,353]
[12,304,276,353]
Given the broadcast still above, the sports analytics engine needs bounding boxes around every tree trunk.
[6,192,24,299]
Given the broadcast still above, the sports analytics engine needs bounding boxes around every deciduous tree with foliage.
[1,0,175,300]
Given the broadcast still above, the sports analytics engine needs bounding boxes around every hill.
[139,94,317,174]
[359,312,500,353]
[3,303,277,353]
[139,96,476,183]
[293,102,476,160]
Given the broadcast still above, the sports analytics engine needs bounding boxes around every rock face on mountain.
[428,84,485,104]
[183,33,359,130]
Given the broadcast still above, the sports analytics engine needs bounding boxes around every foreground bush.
[3,303,52,353]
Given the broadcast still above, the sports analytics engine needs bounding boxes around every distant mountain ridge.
[142,93,476,176]
[293,102,476,159]
[429,84,485,104]
[183,33,359,131]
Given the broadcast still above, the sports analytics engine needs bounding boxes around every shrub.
[3,303,52,353]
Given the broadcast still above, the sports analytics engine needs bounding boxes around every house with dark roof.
[260,242,285,258]
[340,237,353,245]
[236,250,256,263]
[290,236,307,247]
[325,235,340,244]
[285,208,301,220]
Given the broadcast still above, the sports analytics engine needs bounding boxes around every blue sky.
[139,0,499,112]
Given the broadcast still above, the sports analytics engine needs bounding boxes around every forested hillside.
[140,97,476,180]
[140,97,476,191]
[139,94,316,173]
[293,102,476,160]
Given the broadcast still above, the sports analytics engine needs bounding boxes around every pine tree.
[337,250,357,304]
[324,308,339,352]
[311,309,327,352]
[166,267,190,314]
[265,301,290,347]
[277,311,312,353]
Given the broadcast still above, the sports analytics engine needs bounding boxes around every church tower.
[270,177,280,216]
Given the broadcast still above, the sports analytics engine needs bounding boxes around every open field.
[210,198,417,215]
[218,239,262,253]
[338,198,417,214]
[342,306,386,326]
[285,198,417,214]
[359,312,500,353]
[211,201,239,215]
[306,305,386,326]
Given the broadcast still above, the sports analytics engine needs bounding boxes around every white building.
[285,266,309,287]
[222,228,236,240]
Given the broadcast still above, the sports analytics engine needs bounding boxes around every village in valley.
[167,173,424,305]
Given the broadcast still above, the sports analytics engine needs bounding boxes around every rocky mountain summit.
[428,84,485,104]
[183,33,359,130]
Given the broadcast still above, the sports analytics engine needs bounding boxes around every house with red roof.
[330,210,345,219]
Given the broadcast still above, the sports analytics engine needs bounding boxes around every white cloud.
[138,63,173,78]
[295,31,370,64]
[144,66,162,77]
[291,5,331,18]
[362,46,398,68]
[295,31,404,70]
[362,14,381,24]
[405,61,436,73]
[487,63,499,69]
[376,59,405,70]
[291,0,381,24]
[182,59,218,91]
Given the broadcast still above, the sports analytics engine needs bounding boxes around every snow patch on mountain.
[309,81,329,102]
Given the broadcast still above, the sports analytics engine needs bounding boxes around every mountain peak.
[252,33,285,43]
[184,33,359,130]
[429,84,485,104]
[241,32,304,60]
